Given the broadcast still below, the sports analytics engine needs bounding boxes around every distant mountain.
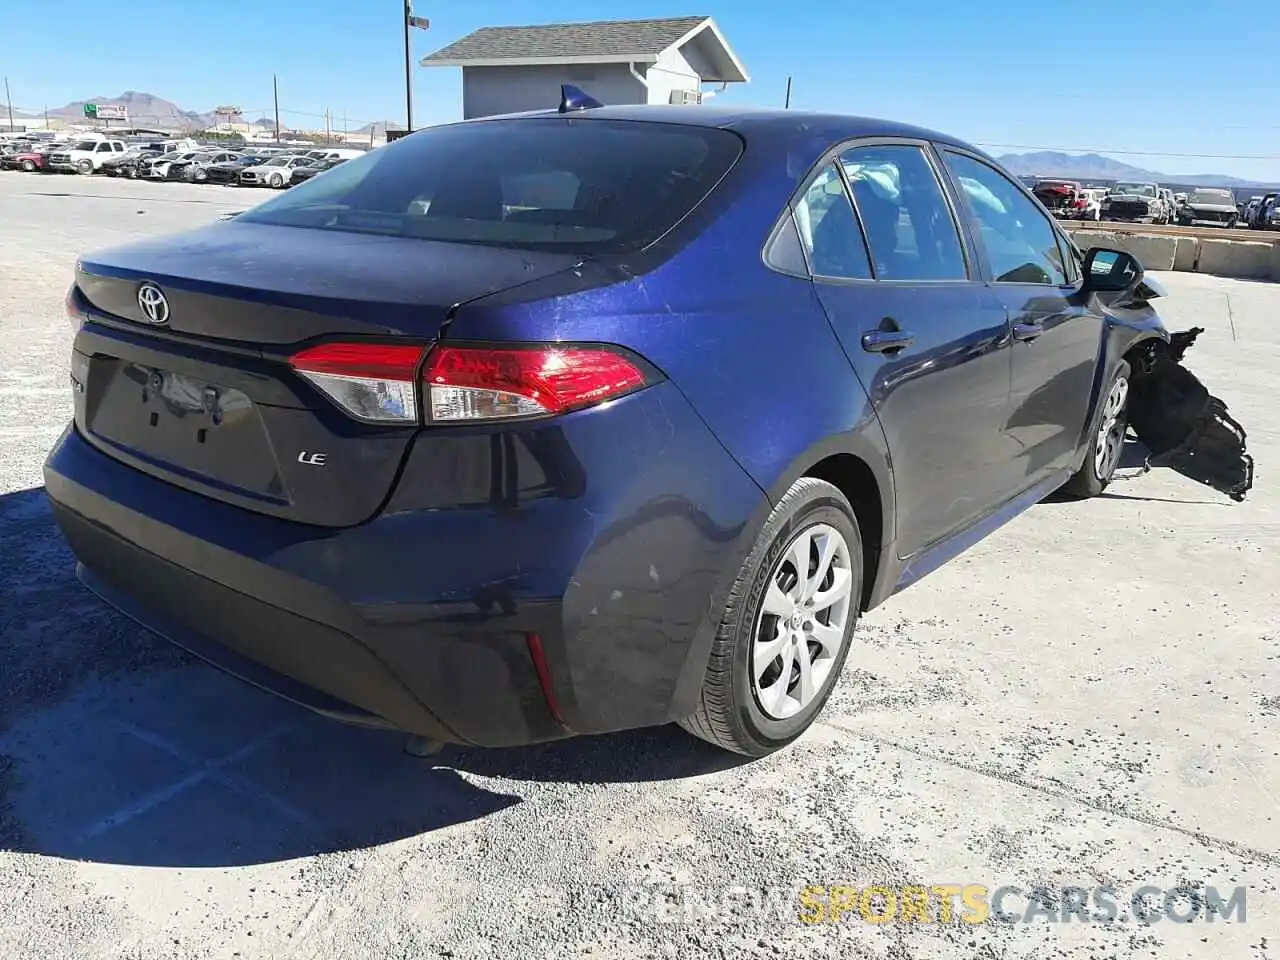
[353,120,406,136]
[9,91,217,131]
[995,150,1257,188]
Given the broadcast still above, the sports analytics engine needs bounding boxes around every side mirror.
[1082,247,1162,302]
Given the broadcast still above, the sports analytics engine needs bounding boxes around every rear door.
[938,148,1103,490]
[799,141,1014,557]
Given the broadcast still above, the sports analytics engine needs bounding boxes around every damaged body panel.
[1125,327,1254,500]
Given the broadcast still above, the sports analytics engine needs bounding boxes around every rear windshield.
[235,117,744,252]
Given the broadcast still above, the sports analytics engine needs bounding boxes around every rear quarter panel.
[448,157,894,545]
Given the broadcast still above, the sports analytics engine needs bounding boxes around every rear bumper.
[43,382,765,746]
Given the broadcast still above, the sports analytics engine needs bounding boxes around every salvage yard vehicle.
[289,155,348,185]
[9,140,71,172]
[143,150,202,180]
[1032,179,1085,218]
[168,150,243,182]
[0,141,60,171]
[204,154,267,184]
[44,91,1254,759]
[1248,193,1280,230]
[1177,187,1240,227]
[48,137,127,174]
[1100,181,1170,223]
[238,154,313,187]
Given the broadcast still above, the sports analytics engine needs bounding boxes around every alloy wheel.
[1094,375,1129,480]
[752,522,854,720]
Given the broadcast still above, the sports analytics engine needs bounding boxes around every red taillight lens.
[423,344,650,422]
[65,283,86,331]
[289,342,425,423]
[288,341,652,425]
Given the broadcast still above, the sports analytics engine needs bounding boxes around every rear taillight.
[288,342,652,425]
[290,342,425,424]
[65,283,86,331]
[423,345,649,422]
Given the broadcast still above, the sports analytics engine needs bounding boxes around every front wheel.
[1059,360,1131,499]
[21,160,35,172]
[680,477,863,757]
[76,159,92,175]
[269,173,285,188]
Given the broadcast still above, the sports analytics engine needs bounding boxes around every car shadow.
[0,486,743,871]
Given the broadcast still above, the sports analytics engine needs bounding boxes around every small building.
[421,15,749,120]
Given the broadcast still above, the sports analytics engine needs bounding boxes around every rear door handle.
[861,329,915,354]
[1013,322,1044,342]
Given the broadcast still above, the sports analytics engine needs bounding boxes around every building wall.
[641,47,702,105]
[462,63,646,119]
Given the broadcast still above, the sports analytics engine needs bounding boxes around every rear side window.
[791,164,872,279]
[236,118,744,253]
[838,144,968,281]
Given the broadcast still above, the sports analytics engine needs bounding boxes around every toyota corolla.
[44,94,1251,757]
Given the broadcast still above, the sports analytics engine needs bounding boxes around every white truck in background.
[47,134,127,174]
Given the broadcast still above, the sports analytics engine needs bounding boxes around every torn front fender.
[1125,328,1254,501]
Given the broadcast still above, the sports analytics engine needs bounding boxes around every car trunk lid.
[72,222,582,527]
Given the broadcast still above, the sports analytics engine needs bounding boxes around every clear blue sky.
[5,0,1280,179]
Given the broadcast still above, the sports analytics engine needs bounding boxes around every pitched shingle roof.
[421,16,711,64]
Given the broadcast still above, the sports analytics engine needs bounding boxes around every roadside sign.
[84,103,128,120]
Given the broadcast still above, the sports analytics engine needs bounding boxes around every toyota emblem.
[137,283,170,325]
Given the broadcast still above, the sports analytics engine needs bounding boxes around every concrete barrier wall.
[1195,239,1274,280]
[1065,229,1179,271]
[1064,224,1280,281]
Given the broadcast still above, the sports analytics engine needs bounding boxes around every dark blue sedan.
[44,97,1251,757]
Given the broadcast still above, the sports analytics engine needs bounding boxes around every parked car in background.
[2,141,69,172]
[204,154,267,184]
[101,143,169,178]
[44,104,1252,760]
[300,147,366,163]
[289,156,348,185]
[1100,182,1170,223]
[1177,187,1239,227]
[169,151,244,182]
[1032,179,1084,218]
[239,154,314,188]
[144,151,202,180]
[48,138,127,174]
[1247,192,1280,230]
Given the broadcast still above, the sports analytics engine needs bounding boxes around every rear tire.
[1059,360,1131,499]
[679,478,863,757]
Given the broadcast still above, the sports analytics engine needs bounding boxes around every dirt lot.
[1,171,1277,960]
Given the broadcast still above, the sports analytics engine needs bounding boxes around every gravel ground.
[1,171,1277,960]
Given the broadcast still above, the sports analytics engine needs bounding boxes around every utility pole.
[3,77,14,133]
[273,74,281,143]
[324,108,331,144]
[404,2,431,133]
[784,76,792,110]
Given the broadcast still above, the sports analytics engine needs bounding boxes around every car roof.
[457,103,982,154]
